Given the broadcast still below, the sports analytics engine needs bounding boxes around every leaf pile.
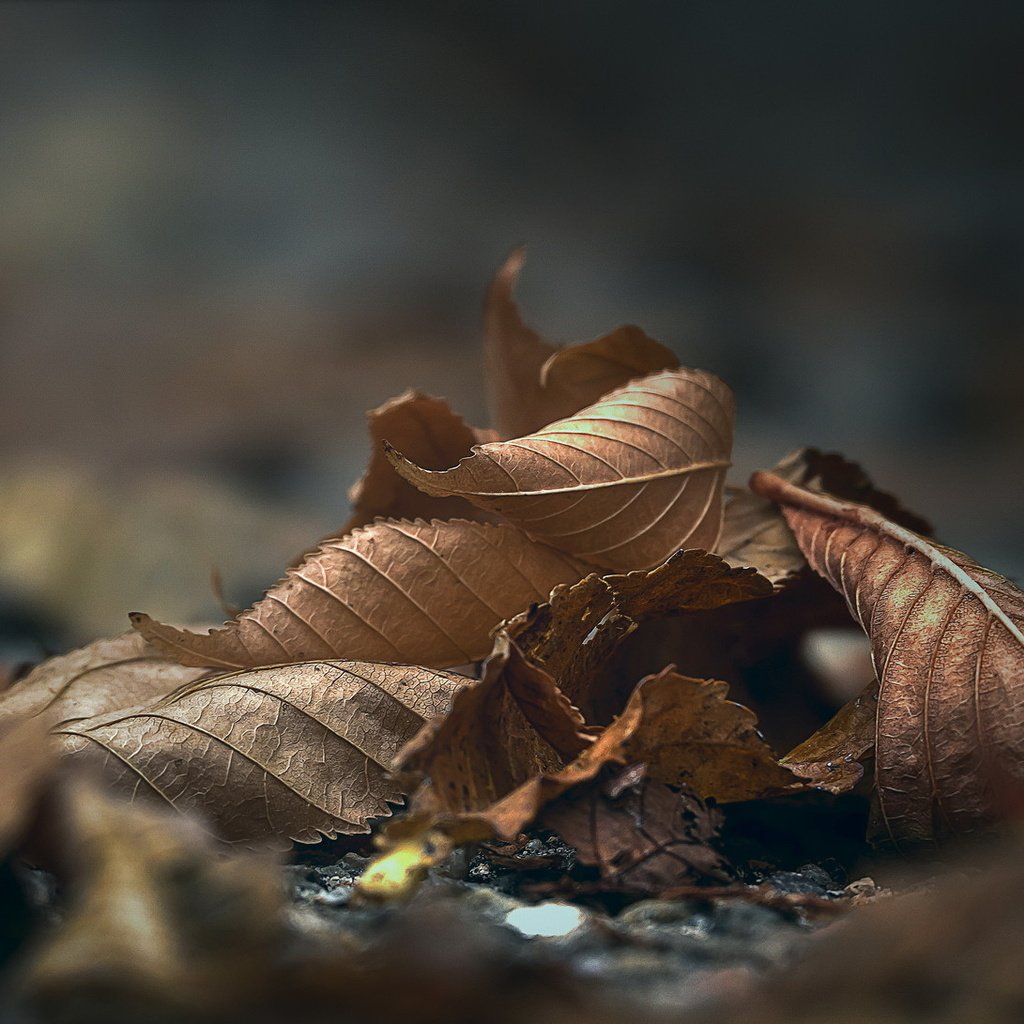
[2,248,1021,918]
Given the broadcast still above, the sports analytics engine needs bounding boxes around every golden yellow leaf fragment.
[356,830,453,901]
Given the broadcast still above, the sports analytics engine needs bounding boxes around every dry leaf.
[484,248,679,438]
[782,679,879,794]
[342,389,495,533]
[15,775,283,1019]
[132,519,588,669]
[605,547,774,620]
[0,714,56,858]
[388,552,775,846]
[751,470,1024,846]
[389,368,734,571]
[54,660,466,846]
[391,635,594,844]
[541,770,731,894]
[719,448,933,585]
[0,632,208,730]
[607,667,806,803]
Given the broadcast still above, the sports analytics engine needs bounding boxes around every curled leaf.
[751,470,1024,845]
[342,389,494,533]
[132,519,588,669]
[782,679,879,794]
[719,448,933,585]
[484,248,679,438]
[606,667,806,803]
[54,661,466,846]
[0,632,208,730]
[389,368,734,571]
[541,770,730,894]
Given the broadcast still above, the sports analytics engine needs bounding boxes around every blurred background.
[1,1,1022,658]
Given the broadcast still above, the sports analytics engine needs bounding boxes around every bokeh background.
[2,1,1022,659]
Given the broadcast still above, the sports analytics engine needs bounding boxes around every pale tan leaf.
[751,470,1024,846]
[484,248,679,438]
[131,519,588,669]
[0,632,208,730]
[342,389,495,533]
[389,369,734,571]
[54,660,466,846]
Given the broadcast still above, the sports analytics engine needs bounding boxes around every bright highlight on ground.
[504,902,586,938]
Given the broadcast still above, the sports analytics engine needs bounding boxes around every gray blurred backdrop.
[1,1,1022,647]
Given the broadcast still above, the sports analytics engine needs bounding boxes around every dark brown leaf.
[541,770,730,894]
[54,660,466,846]
[389,368,735,571]
[132,519,588,669]
[752,470,1024,846]
[608,667,806,803]
[484,248,679,438]
[782,679,879,794]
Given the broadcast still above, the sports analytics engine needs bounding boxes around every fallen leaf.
[719,448,933,585]
[388,368,735,571]
[484,248,679,438]
[391,635,593,844]
[751,470,1024,846]
[15,775,283,1019]
[132,519,588,669]
[607,667,806,803]
[342,389,495,533]
[541,768,731,894]
[0,714,56,858]
[0,631,208,730]
[781,679,879,794]
[387,552,776,848]
[605,547,774,619]
[54,660,466,846]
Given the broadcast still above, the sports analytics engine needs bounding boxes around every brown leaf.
[782,679,879,794]
[132,519,588,669]
[719,448,933,584]
[15,775,283,1018]
[342,389,495,533]
[605,547,774,619]
[54,660,466,846]
[0,713,56,858]
[391,635,594,843]
[541,770,731,894]
[484,248,679,438]
[608,667,806,803]
[0,631,208,730]
[389,551,776,845]
[388,368,735,571]
[751,470,1024,845]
